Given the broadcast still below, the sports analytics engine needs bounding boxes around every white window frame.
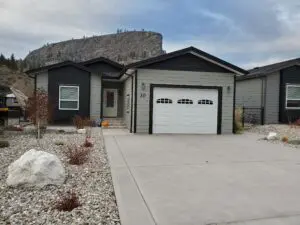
[59,85,80,110]
[286,84,300,109]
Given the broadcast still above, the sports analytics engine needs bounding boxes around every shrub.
[54,190,81,212]
[234,108,244,134]
[65,145,91,165]
[82,137,93,148]
[73,115,92,129]
[58,129,65,133]
[0,140,9,148]
[282,136,289,143]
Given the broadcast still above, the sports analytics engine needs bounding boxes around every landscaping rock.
[7,149,65,188]
[0,140,9,148]
[266,132,278,140]
[77,129,86,134]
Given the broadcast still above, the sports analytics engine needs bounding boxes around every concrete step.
[102,125,127,129]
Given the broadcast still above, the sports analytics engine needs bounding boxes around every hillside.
[25,31,164,69]
[0,66,34,97]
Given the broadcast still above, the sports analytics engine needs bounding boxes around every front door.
[103,89,118,117]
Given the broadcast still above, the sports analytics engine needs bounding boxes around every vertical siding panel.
[122,76,132,130]
[265,72,280,124]
[90,74,101,120]
[236,78,263,107]
[36,71,48,92]
[136,69,234,134]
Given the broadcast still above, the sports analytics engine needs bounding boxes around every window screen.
[59,86,79,110]
[286,85,300,109]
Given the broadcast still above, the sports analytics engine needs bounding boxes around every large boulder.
[7,149,65,188]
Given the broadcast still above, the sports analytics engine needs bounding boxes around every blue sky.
[1,0,300,68]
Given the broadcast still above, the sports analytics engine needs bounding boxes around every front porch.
[102,80,127,129]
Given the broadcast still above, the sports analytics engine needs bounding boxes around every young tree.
[26,89,52,139]
[10,54,18,70]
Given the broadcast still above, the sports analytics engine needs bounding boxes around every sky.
[0,0,300,69]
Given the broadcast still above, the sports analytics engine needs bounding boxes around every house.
[236,58,300,124]
[26,46,247,134]
[6,93,19,108]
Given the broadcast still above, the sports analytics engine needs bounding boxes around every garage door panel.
[153,87,219,134]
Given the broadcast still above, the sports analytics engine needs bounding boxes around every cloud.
[0,0,300,70]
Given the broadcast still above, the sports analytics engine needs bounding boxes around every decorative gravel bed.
[248,124,300,148]
[0,127,120,225]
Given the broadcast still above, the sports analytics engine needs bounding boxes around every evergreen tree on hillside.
[10,54,18,70]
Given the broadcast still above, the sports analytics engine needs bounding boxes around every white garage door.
[153,87,219,134]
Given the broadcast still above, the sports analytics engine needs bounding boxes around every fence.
[241,107,264,127]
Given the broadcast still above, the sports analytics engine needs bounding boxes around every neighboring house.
[26,46,247,134]
[236,58,300,124]
[6,93,19,108]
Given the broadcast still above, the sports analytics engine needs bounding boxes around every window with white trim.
[59,86,79,110]
[286,84,300,109]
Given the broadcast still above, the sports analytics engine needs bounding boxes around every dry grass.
[65,145,91,165]
[54,190,81,212]
[234,108,244,134]
[73,115,92,129]
[82,138,93,148]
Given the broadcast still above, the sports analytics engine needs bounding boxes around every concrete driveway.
[104,131,300,225]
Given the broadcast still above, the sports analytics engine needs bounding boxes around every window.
[177,99,193,104]
[286,85,300,109]
[59,86,79,110]
[198,99,213,105]
[13,98,18,103]
[106,91,115,108]
[156,98,172,104]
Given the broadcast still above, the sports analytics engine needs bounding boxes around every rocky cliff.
[0,66,34,97]
[25,31,164,69]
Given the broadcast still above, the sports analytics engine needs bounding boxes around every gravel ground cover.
[0,127,120,225]
[248,124,300,148]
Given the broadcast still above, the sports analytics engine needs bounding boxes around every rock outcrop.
[25,31,164,69]
[7,149,65,188]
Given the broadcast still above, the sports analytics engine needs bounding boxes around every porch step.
[102,118,126,129]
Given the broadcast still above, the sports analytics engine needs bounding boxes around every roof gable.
[81,57,123,69]
[137,52,233,73]
[26,61,93,74]
[126,46,247,75]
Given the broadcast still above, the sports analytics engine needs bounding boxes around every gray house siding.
[265,72,280,124]
[136,69,235,134]
[90,74,101,120]
[36,71,48,92]
[236,78,264,107]
[122,76,132,130]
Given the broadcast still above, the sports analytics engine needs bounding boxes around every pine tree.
[10,54,18,70]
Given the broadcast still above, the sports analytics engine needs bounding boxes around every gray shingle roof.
[237,57,300,80]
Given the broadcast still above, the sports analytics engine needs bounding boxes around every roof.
[237,57,300,81]
[25,61,94,74]
[125,46,248,75]
[80,57,124,69]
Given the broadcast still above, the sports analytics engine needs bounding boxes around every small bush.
[6,125,24,131]
[58,129,65,133]
[73,115,92,129]
[0,140,9,148]
[234,108,244,134]
[54,190,81,212]
[82,138,93,148]
[282,136,289,143]
[65,145,91,165]
[55,141,65,146]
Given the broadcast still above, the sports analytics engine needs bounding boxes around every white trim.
[285,84,300,109]
[59,85,80,110]
[190,51,245,75]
